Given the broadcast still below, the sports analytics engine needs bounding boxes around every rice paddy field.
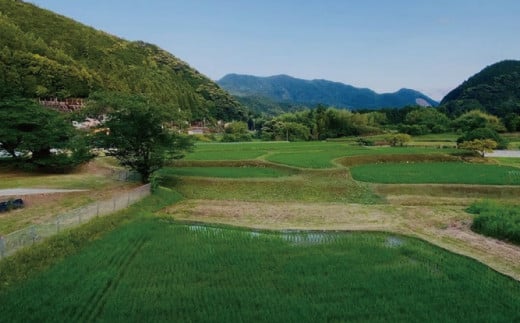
[1,218,519,322]
[184,141,458,169]
[2,140,520,322]
[351,162,520,185]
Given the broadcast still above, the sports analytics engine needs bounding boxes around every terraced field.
[1,219,519,322]
[2,141,520,321]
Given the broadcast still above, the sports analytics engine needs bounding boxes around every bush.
[355,137,374,146]
[398,124,429,136]
[457,127,508,149]
[467,200,520,245]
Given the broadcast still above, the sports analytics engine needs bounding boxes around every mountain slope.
[440,60,520,117]
[0,1,245,121]
[218,74,438,110]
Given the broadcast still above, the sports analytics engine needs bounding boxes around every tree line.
[219,105,512,149]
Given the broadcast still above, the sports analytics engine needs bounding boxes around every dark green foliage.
[92,93,193,182]
[440,60,520,118]
[0,1,244,121]
[259,108,384,141]
[451,110,506,133]
[355,137,375,146]
[235,95,310,116]
[457,127,508,149]
[1,220,519,321]
[218,74,438,110]
[221,121,253,142]
[0,98,93,171]
[400,108,450,134]
[468,200,520,245]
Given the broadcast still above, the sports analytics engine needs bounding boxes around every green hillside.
[0,0,245,121]
[440,60,520,119]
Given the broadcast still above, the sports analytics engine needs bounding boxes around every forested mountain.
[440,60,520,118]
[218,74,438,110]
[0,0,245,121]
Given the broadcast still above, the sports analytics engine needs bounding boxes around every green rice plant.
[468,200,520,245]
[0,219,519,322]
[351,162,520,185]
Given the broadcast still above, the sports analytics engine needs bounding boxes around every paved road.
[485,150,520,158]
[0,188,87,197]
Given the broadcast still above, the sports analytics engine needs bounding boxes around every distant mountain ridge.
[440,60,520,118]
[218,74,438,110]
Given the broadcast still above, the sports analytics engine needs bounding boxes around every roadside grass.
[0,159,138,234]
[468,200,520,245]
[0,158,124,190]
[0,187,137,235]
[1,218,518,322]
[351,162,520,185]
[158,166,296,178]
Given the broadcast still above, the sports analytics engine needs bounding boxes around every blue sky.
[29,0,520,100]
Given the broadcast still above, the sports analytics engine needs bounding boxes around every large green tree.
[0,98,91,170]
[92,94,193,182]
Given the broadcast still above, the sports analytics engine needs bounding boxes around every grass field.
[351,162,520,185]
[158,166,296,178]
[0,217,518,322]
[174,169,381,204]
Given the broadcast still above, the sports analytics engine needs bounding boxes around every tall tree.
[92,94,193,182]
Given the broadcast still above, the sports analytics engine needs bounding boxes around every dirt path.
[486,150,520,158]
[0,188,88,197]
[162,199,520,281]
